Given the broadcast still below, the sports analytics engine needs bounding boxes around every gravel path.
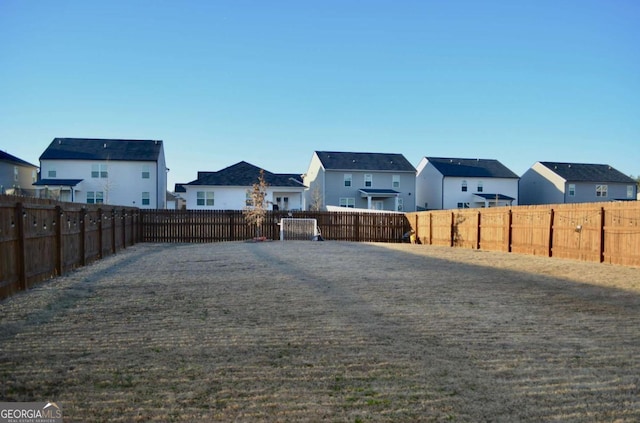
[1,241,639,422]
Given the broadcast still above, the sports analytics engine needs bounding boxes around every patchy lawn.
[1,242,639,422]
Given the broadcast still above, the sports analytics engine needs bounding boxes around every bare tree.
[243,169,269,239]
[309,186,323,211]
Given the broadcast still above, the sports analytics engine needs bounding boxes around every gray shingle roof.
[40,138,163,161]
[0,150,37,167]
[316,151,415,172]
[539,161,635,183]
[186,161,305,187]
[426,157,519,178]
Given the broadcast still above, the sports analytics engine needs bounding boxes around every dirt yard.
[1,241,639,422]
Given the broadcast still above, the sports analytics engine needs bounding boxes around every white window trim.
[344,174,352,187]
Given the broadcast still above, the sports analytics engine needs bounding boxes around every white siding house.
[35,138,168,208]
[520,161,637,205]
[416,157,519,210]
[303,151,416,212]
[0,150,38,196]
[183,161,306,211]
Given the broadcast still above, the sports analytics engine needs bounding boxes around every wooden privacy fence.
[0,196,140,299]
[406,201,640,267]
[140,210,409,243]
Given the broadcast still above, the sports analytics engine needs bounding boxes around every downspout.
[441,176,445,210]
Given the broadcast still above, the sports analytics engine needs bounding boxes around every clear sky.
[1,0,638,189]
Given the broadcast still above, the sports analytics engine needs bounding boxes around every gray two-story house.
[0,150,38,196]
[303,151,416,212]
[520,161,637,204]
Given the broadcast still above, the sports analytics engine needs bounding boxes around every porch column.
[394,195,399,211]
[367,195,372,209]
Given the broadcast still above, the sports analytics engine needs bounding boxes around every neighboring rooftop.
[0,150,37,167]
[538,161,635,183]
[426,157,519,178]
[39,138,164,161]
[186,161,304,187]
[316,151,416,172]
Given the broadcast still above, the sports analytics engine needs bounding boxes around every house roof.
[316,151,416,172]
[186,161,306,187]
[474,193,515,201]
[40,138,163,161]
[33,178,83,187]
[0,150,37,168]
[538,161,635,183]
[426,157,519,179]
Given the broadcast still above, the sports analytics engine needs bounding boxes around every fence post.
[507,209,513,252]
[97,207,103,259]
[429,212,433,245]
[80,207,87,266]
[111,208,117,253]
[548,208,555,257]
[15,203,27,291]
[476,211,481,250]
[354,213,360,242]
[599,207,605,263]
[55,205,63,275]
[450,211,455,247]
[121,209,126,249]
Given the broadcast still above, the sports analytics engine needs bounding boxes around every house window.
[92,164,108,178]
[596,184,608,198]
[364,174,372,187]
[87,191,104,204]
[32,170,37,183]
[627,185,635,199]
[142,192,150,206]
[457,202,470,208]
[48,169,56,178]
[392,175,400,189]
[461,180,467,192]
[197,191,214,206]
[477,181,483,192]
[14,167,18,182]
[142,165,150,179]
[339,197,355,208]
[246,192,253,207]
[568,184,576,196]
[397,198,403,211]
[344,174,352,187]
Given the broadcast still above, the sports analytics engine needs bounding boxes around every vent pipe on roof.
[103,143,107,148]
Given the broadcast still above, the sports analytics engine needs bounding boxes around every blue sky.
[1,0,638,189]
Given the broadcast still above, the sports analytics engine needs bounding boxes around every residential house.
[35,138,168,208]
[183,161,306,210]
[0,150,38,196]
[416,157,519,210]
[303,151,416,211]
[519,161,637,204]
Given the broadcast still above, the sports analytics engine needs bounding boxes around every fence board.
[0,195,138,300]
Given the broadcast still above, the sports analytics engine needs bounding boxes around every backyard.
[1,241,639,422]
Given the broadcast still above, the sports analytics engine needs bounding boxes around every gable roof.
[186,161,305,187]
[538,161,635,183]
[0,150,37,168]
[315,151,415,172]
[40,138,163,161]
[426,157,519,178]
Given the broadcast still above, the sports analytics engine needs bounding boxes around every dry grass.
[1,241,639,422]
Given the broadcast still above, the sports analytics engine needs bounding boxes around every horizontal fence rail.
[0,195,139,300]
[406,201,640,267]
[140,210,410,244]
